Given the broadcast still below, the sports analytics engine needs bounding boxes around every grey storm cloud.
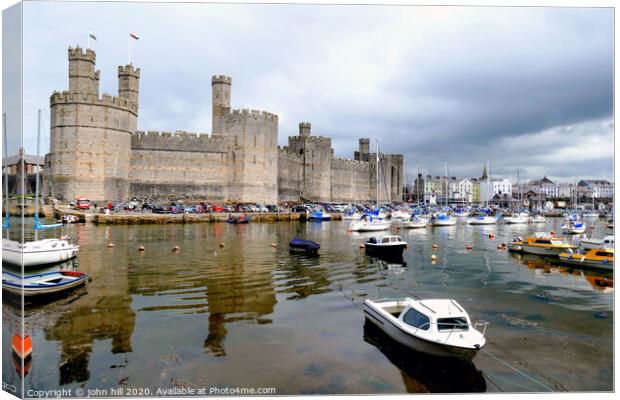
[8,2,614,183]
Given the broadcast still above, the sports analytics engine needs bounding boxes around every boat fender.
[603,258,608,263]
[107,242,115,248]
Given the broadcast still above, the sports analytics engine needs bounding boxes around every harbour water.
[2,217,613,393]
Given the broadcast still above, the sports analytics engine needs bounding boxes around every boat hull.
[2,271,89,297]
[517,245,572,256]
[363,304,478,362]
[401,220,428,229]
[2,240,79,268]
[349,221,392,232]
[558,255,613,270]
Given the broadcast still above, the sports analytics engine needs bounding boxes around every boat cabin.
[385,299,473,334]
[366,235,404,245]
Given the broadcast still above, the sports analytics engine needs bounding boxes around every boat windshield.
[437,317,469,331]
[403,308,430,331]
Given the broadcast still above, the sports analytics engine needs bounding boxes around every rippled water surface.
[2,217,613,394]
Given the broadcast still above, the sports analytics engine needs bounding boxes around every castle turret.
[299,122,311,137]
[118,64,140,108]
[211,75,232,135]
[359,138,370,155]
[68,46,99,95]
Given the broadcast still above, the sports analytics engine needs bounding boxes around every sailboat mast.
[35,109,42,240]
[416,164,419,205]
[3,113,9,239]
[486,160,490,208]
[444,162,448,207]
[376,140,379,207]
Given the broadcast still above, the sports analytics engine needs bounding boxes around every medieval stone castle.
[44,46,404,204]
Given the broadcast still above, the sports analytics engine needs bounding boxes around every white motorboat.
[561,220,586,234]
[503,212,529,224]
[401,215,429,229]
[467,213,496,225]
[364,235,408,259]
[349,215,392,232]
[529,214,546,224]
[431,213,456,226]
[582,211,599,219]
[3,270,89,297]
[2,238,80,267]
[578,235,614,250]
[363,297,487,362]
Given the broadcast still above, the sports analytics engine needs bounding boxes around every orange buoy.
[219,242,225,248]
[431,254,437,261]
[432,244,439,249]
[107,242,115,248]
[489,233,495,239]
[172,245,180,252]
[550,231,555,236]
[466,244,473,250]
[12,334,32,359]
[138,245,145,251]
[271,243,277,248]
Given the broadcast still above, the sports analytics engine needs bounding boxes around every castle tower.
[359,138,370,155]
[47,47,138,203]
[299,122,311,137]
[211,75,232,135]
[118,64,141,107]
[68,46,100,95]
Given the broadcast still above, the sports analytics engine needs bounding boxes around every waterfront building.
[3,147,44,195]
[556,182,574,198]
[524,177,557,198]
[44,46,404,204]
[578,180,614,199]
[458,178,474,203]
[470,179,481,203]
[479,178,512,202]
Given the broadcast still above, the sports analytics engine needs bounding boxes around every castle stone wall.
[331,157,371,203]
[277,147,303,202]
[129,130,229,201]
[221,109,279,204]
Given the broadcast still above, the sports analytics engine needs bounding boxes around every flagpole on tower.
[128,32,139,65]
[128,34,131,64]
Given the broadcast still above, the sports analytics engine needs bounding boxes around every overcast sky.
[8,2,615,183]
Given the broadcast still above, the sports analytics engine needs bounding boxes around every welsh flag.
[130,32,139,40]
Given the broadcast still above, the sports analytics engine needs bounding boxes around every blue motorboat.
[289,238,321,255]
[308,211,332,221]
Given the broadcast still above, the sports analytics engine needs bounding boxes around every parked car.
[211,204,225,213]
[75,197,91,210]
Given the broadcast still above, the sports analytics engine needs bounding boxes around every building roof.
[578,179,612,187]
[527,176,554,186]
[2,153,45,167]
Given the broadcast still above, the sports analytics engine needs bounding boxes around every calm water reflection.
[2,217,613,393]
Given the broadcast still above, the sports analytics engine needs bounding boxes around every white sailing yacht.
[468,160,496,225]
[432,163,456,226]
[349,140,391,232]
[2,110,80,267]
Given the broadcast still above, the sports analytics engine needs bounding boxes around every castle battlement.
[50,90,138,114]
[230,108,278,120]
[332,156,368,166]
[212,75,232,84]
[132,130,227,153]
[68,46,96,62]
[288,135,331,144]
[118,65,141,77]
